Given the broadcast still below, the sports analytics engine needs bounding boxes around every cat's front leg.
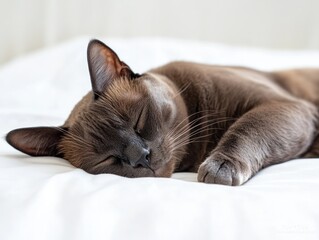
[197,100,318,186]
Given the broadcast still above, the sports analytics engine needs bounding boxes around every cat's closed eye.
[94,155,117,168]
[134,105,146,136]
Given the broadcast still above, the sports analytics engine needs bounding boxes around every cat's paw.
[197,158,249,186]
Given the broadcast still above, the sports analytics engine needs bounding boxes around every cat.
[6,39,319,186]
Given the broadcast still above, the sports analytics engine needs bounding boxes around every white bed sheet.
[1,37,319,240]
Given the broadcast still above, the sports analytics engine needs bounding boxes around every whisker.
[168,118,233,153]
[166,110,226,137]
[172,131,214,147]
[170,110,222,137]
[170,133,214,151]
[172,82,191,99]
[167,111,234,139]
[165,109,237,164]
[169,117,234,144]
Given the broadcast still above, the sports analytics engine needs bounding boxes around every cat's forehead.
[89,73,175,121]
[142,73,176,105]
[91,76,149,119]
[103,73,173,103]
[103,77,148,103]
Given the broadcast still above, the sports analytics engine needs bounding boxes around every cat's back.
[151,61,319,105]
[271,68,319,104]
[151,61,271,86]
[150,61,283,98]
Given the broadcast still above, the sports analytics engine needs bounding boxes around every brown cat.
[6,39,319,186]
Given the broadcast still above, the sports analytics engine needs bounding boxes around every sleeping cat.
[6,39,319,186]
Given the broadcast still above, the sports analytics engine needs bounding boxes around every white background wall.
[1,0,319,64]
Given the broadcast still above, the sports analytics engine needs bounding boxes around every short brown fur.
[6,40,319,185]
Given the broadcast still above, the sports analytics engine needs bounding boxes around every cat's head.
[6,39,189,178]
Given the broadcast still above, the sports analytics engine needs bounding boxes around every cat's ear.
[87,39,137,99]
[6,127,67,157]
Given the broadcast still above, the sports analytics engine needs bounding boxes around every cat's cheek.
[115,163,155,178]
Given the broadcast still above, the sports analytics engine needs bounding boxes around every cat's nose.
[124,143,151,168]
[129,148,150,168]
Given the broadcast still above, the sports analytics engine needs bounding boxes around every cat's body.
[6,40,319,185]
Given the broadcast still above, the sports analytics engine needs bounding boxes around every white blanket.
[1,37,319,240]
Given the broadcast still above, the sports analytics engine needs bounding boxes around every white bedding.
[1,37,319,240]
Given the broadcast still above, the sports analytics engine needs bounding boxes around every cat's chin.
[153,161,175,178]
[116,162,175,178]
